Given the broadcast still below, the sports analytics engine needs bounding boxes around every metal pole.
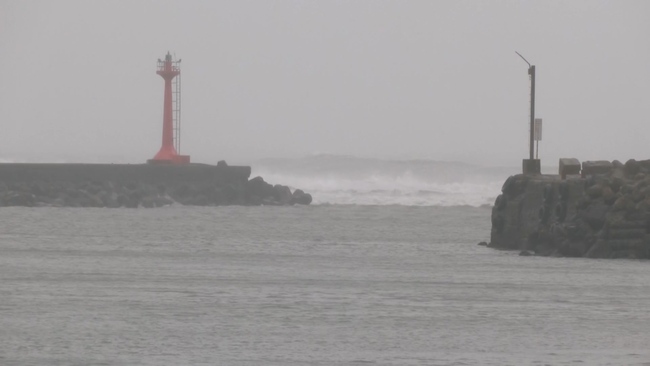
[516,52,535,161]
[529,65,536,160]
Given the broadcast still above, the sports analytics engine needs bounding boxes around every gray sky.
[1,0,648,166]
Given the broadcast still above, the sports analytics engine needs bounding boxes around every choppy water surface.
[1,205,650,365]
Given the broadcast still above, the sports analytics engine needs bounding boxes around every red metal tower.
[148,52,190,164]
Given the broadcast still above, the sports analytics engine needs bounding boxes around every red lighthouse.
[148,52,190,164]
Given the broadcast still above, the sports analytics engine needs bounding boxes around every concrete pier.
[0,163,251,185]
[489,159,650,259]
[0,163,312,208]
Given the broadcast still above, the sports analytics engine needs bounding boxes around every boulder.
[612,160,624,169]
[246,176,275,200]
[603,188,618,205]
[273,185,293,205]
[636,198,650,211]
[291,189,313,205]
[624,159,640,177]
[586,185,603,199]
[612,196,634,211]
[579,202,609,231]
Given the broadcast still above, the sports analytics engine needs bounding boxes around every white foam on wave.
[252,155,511,207]
[256,171,502,206]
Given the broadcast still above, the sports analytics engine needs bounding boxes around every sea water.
[1,157,650,365]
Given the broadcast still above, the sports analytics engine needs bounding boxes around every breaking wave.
[252,155,517,207]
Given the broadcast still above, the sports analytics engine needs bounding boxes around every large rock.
[291,189,313,205]
[273,184,293,205]
[246,176,275,202]
[579,202,609,231]
[624,159,640,177]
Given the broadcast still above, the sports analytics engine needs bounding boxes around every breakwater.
[0,163,312,208]
[488,159,650,259]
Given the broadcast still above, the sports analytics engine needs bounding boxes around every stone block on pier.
[581,160,613,177]
[559,158,580,179]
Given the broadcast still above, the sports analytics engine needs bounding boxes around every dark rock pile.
[489,159,650,259]
[0,176,312,208]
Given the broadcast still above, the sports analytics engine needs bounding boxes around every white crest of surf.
[252,155,517,207]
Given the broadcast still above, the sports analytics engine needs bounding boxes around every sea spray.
[252,155,517,206]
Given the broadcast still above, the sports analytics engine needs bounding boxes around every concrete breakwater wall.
[0,163,312,208]
[489,159,650,259]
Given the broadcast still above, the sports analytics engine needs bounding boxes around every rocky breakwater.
[488,159,650,259]
[0,162,312,208]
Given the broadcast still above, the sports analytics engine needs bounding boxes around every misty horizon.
[1,1,649,167]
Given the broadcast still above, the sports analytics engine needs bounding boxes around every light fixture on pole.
[516,51,540,174]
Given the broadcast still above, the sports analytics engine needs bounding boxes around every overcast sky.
[1,0,648,166]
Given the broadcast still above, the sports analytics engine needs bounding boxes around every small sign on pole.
[534,118,543,141]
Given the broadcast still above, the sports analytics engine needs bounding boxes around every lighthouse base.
[147,155,191,165]
[148,144,190,164]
